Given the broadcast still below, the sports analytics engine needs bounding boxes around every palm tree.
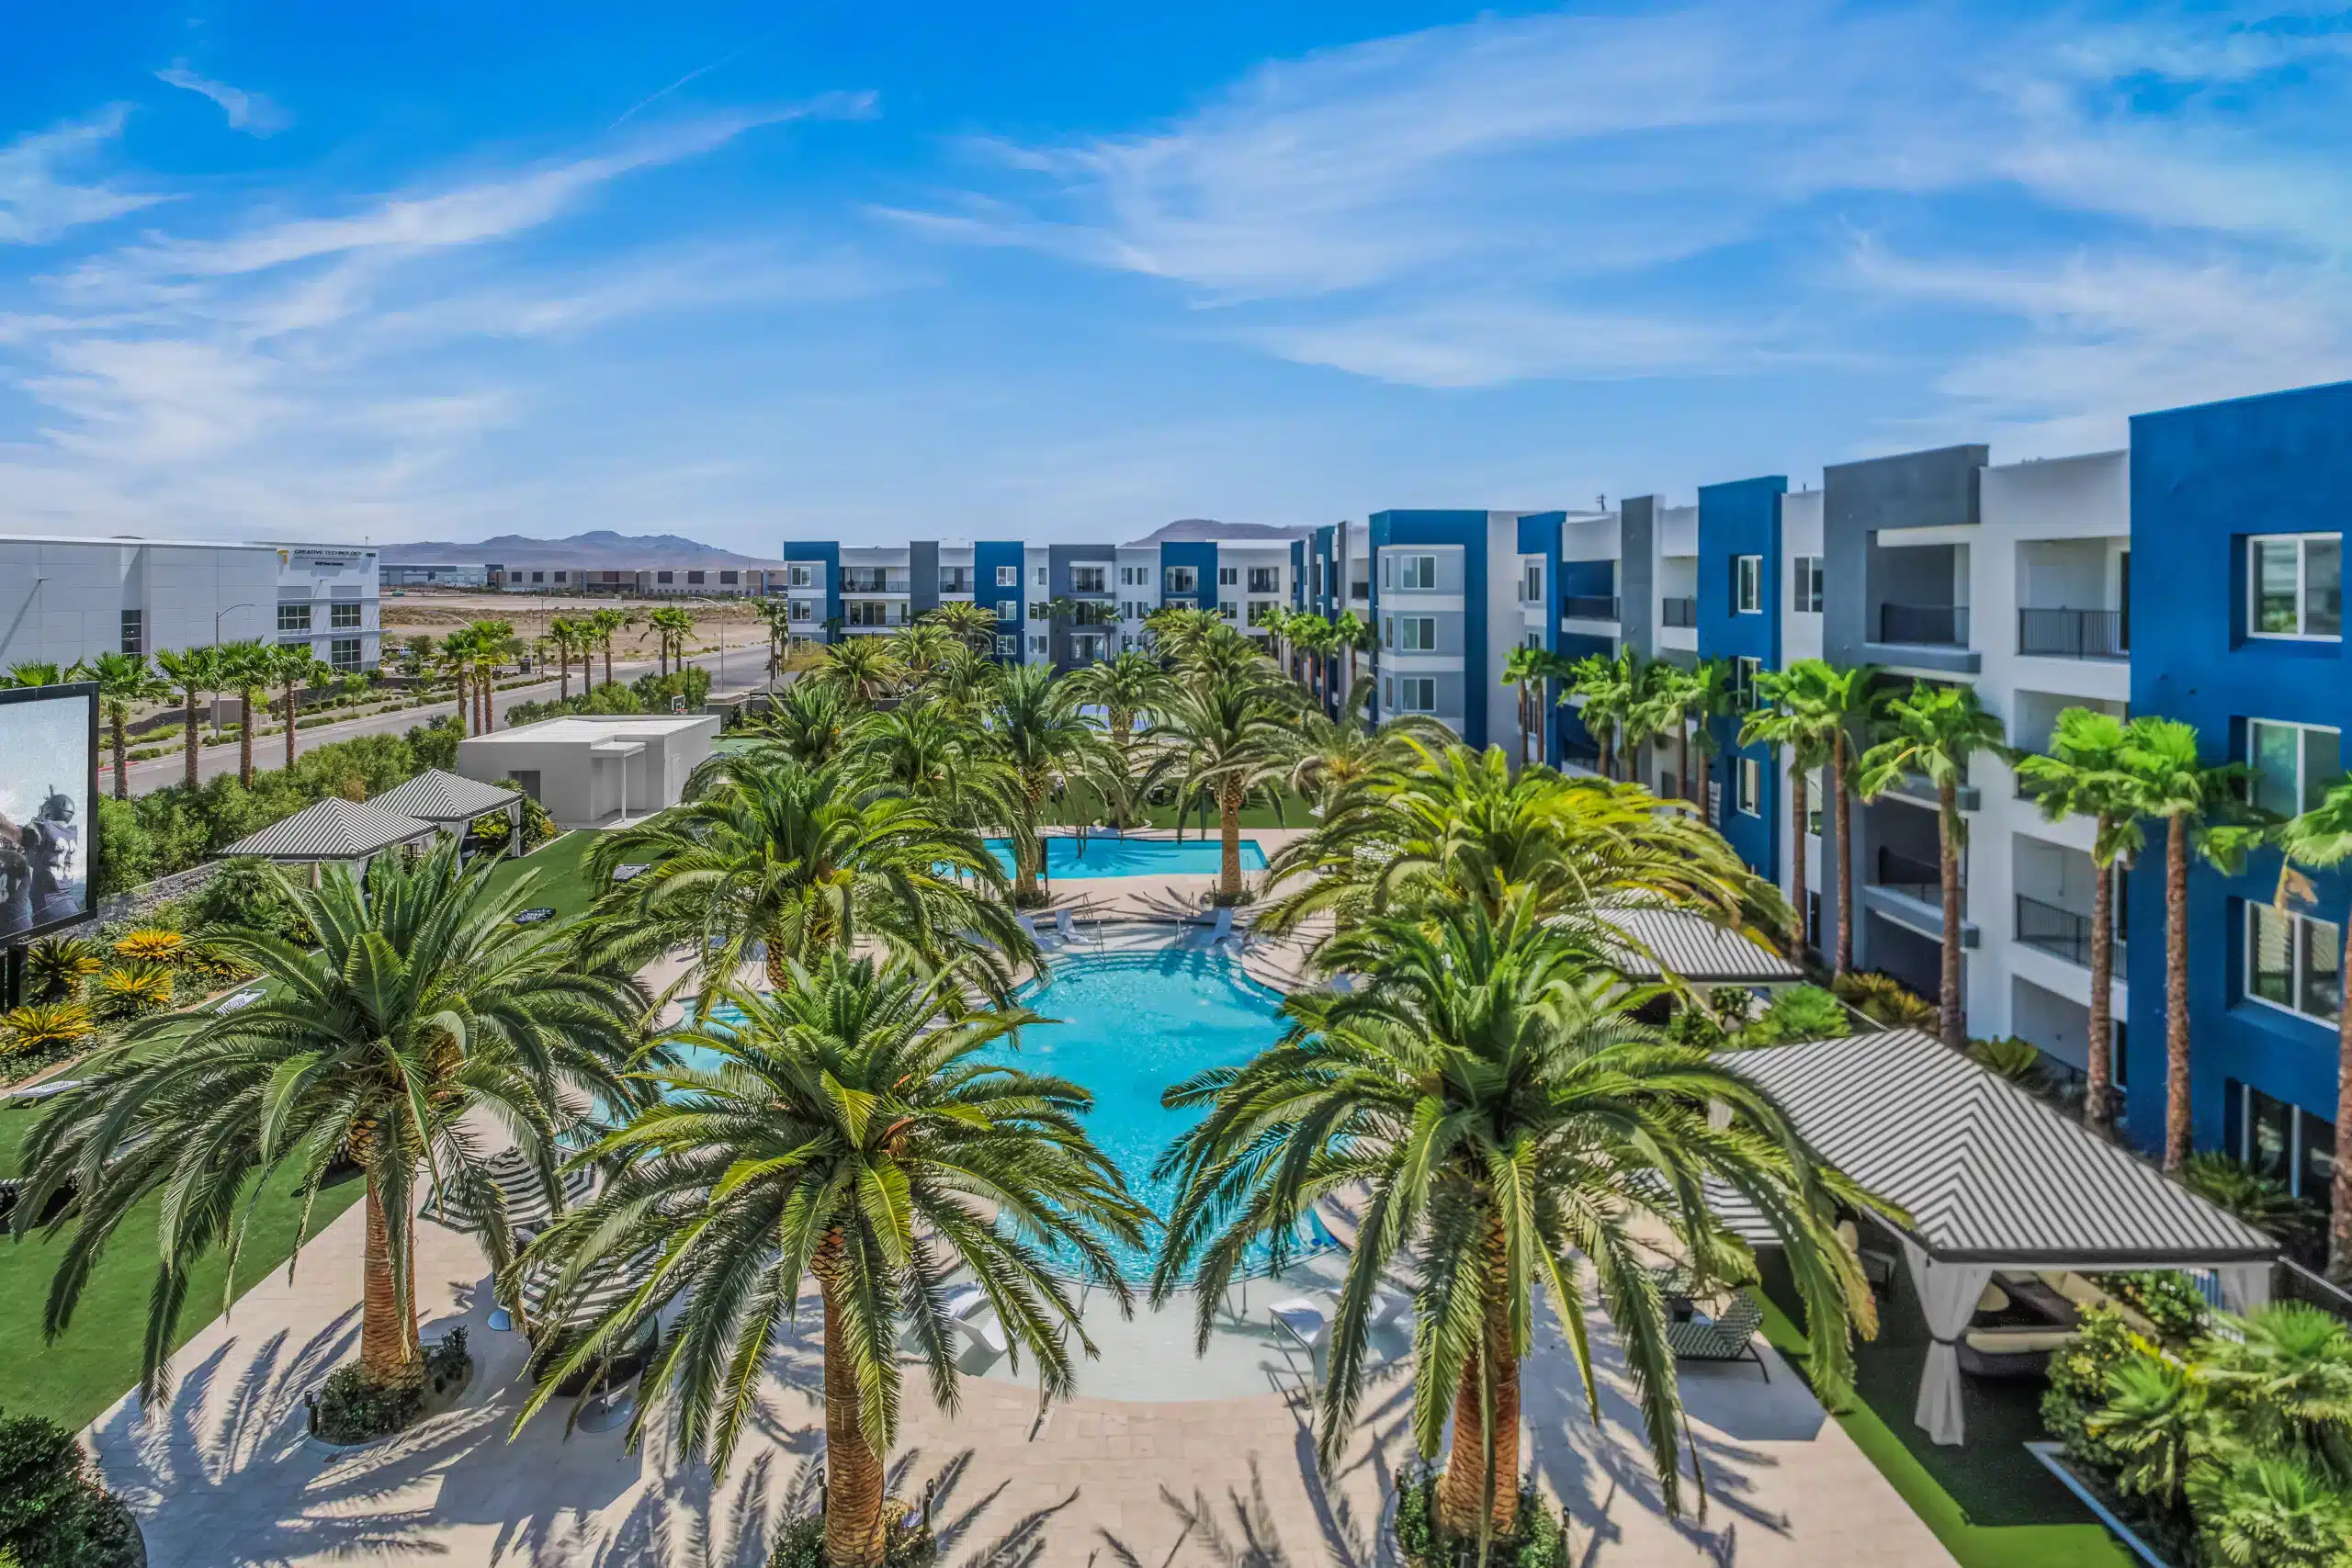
[1284,695,1451,818]
[437,627,480,737]
[2276,776,2352,1278]
[1289,613,1338,708]
[548,615,586,701]
[590,607,629,688]
[817,637,903,705]
[582,751,1032,998]
[514,953,1146,1567]
[1567,649,1640,780]
[1142,605,1224,668]
[887,620,958,688]
[153,644,219,790]
[2016,708,2144,1138]
[1857,682,2007,1051]
[859,697,1009,817]
[759,679,870,767]
[648,605,695,677]
[1681,656,1737,820]
[268,642,333,771]
[1500,644,1547,771]
[1335,609,1374,701]
[750,598,795,685]
[1154,895,1874,1537]
[1065,649,1167,752]
[1742,660,1854,959]
[985,662,1118,906]
[465,619,514,732]
[1149,671,1299,903]
[14,843,647,1400]
[6,660,65,686]
[923,599,999,656]
[77,651,164,799]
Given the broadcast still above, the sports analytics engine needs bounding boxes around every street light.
[210,602,256,732]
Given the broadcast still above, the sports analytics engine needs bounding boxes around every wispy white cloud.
[155,64,293,136]
[0,108,172,245]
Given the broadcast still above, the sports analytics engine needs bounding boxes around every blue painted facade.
[1159,541,1218,615]
[783,541,841,637]
[972,540,1026,660]
[1697,476,1787,879]
[2126,379,2352,1162]
[1370,509,1493,748]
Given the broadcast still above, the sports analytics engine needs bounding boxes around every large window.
[995,635,1018,657]
[1218,566,1238,587]
[2246,901,2342,1023]
[789,563,814,588]
[2249,718,2342,816]
[1522,562,1543,602]
[1165,566,1197,593]
[1736,756,1763,817]
[1070,565,1107,593]
[277,603,312,633]
[1388,615,1437,651]
[1792,555,1824,614]
[1390,675,1436,713]
[1735,555,1762,614]
[2250,534,2342,638]
[996,598,1019,622]
[329,637,362,672]
[1387,554,1438,591]
[1733,655,1762,709]
[1218,599,1238,620]
[2226,1077,2339,1210]
[997,564,1019,587]
[789,601,811,623]
[1248,567,1281,593]
[330,602,362,629]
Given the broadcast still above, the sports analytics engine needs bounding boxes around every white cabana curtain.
[2214,1262,2273,1314]
[1900,1238,1992,1447]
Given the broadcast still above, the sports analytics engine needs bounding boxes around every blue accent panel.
[783,540,841,637]
[1557,559,1615,597]
[1160,541,1218,612]
[972,541,1025,659]
[1518,512,1566,762]
[2125,378,2352,1158]
[1370,509,1491,748]
[1698,476,1788,879]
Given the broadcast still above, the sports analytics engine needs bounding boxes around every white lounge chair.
[1015,912,1061,952]
[1053,908,1080,945]
[950,1311,1011,1366]
[1191,907,1234,951]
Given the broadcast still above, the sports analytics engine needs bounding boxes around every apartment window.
[1248,567,1280,593]
[1120,565,1142,587]
[658,570,674,584]
[997,599,1019,622]
[789,601,811,623]
[1312,559,1325,598]
[1391,616,1437,651]
[2249,718,2343,817]
[1388,554,1438,591]
[2225,1079,2337,1201]
[330,602,362,629]
[1166,566,1197,593]
[1736,756,1763,818]
[329,637,362,672]
[1734,555,1763,614]
[1522,563,1543,603]
[2250,534,2342,638]
[1035,566,1048,588]
[996,564,1018,587]
[1070,565,1106,593]
[688,570,707,586]
[119,609,142,656]
[1734,655,1762,709]
[1792,556,1824,614]
[788,564,813,587]
[1248,602,1278,626]
[720,570,740,586]
[940,568,967,592]
[2246,902,2342,1023]
[277,604,312,633]
[1394,676,1437,713]
[1218,566,1238,588]
[996,635,1019,657]
[553,571,567,583]
[1028,635,1048,658]
[1218,600,1238,620]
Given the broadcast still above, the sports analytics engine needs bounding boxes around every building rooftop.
[478,715,716,742]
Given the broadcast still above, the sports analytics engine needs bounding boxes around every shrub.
[468,787,558,856]
[1736,984,1850,1047]
[1832,971,1938,1029]
[2098,1270,2209,1342]
[406,716,461,772]
[2041,1304,2144,1469]
[0,1407,139,1568]
[88,964,173,1023]
[108,929,184,965]
[1,1003,93,1060]
[311,1330,470,1445]
[1391,1462,1568,1568]
[767,1509,938,1568]
[22,940,100,1005]
[1965,1034,2042,1084]
[2180,1152,2321,1245]
[181,858,314,947]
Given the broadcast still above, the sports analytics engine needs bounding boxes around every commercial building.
[380,562,490,589]
[488,563,776,597]
[0,535,381,672]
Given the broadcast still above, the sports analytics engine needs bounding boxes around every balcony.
[1876,846,1944,901]
[1879,603,1969,646]
[1861,845,1978,948]
[2018,607,2127,660]
[1563,595,1620,622]
[1661,596,1697,628]
[938,571,970,594]
[2015,894,2128,978]
[840,570,909,594]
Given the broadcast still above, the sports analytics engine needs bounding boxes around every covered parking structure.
[1726,1029,2278,1445]
[212,795,439,885]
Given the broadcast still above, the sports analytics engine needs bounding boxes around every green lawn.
[0,1106,365,1431]
[1751,1262,2132,1568]
[481,828,614,919]
[1045,782,1313,833]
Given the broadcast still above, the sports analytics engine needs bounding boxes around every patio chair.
[1052,907,1085,946]
[949,1311,1011,1368]
[1664,1293,1770,1381]
[1015,912,1061,952]
[1189,907,1234,951]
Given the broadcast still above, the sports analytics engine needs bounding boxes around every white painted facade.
[456,713,718,828]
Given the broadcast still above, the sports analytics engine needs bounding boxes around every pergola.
[372,769,526,859]
[213,795,439,884]
[1595,905,1804,986]
[1726,1029,2278,1446]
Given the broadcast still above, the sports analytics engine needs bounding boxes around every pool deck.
[78,828,1953,1568]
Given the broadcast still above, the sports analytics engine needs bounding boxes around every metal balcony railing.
[2015,894,2129,977]
[1563,595,1621,621]
[1879,603,1970,646]
[2018,607,2127,660]
[1660,596,1698,628]
[1873,846,1947,901]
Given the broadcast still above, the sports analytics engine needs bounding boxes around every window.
[2250,535,2342,638]
[996,635,1019,657]
[1734,655,1762,709]
[1792,556,1824,614]
[1390,554,1438,591]
[553,570,567,583]
[790,564,814,587]
[329,637,362,672]
[657,570,674,584]
[1218,599,1238,620]
[2249,718,2343,816]
[1736,756,1763,817]
[1218,566,1238,588]
[119,609,141,655]
[1035,566,1048,588]
[1166,566,1197,593]
[1391,616,1437,651]
[720,570,739,586]
[997,564,1019,587]
[1070,566,1106,593]
[531,570,546,583]
[1248,602,1278,626]
[790,601,811,623]
[688,570,706,586]
[996,599,1019,622]
[1312,559,1324,598]
[1028,635,1048,657]
[1735,555,1762,614]
[1522,563,1543,602]
[1395,676,1437,713]
[277,604,312,633]
[2246,902,2342,1023]
[940,568,968,592]
[1121,565,1144,586]
[1248,567,1280,593]
[330,602,362,629]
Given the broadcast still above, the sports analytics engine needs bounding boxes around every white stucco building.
[455,714,718,828]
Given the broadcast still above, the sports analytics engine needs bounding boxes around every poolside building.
[456,713,718,827]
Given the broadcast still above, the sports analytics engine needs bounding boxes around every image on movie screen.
[0,693,92,941]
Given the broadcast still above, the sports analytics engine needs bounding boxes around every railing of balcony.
[2018,607,2127,660]
[938,572,970,593]
[840,570,908,593]
[1661,596,1698,627]
[1874,846,1947,901]
[2015,893,2128,977]
[1878,603,1970,646]
[1564,595,1621,621]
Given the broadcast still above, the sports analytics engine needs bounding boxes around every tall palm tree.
[1335,609,1374,703]
[590,607,629,688]
[1500,644,1547,771]
[922,600,999,656]
[1679,656,1737,821]
[1742,660,1854,958]
[267,642,333,771]
[77,650,164,799]
[986,662,1118,906]
[1805,661,1880,976]
[817,637,904,705]
[648,605,695,677]
[1149,671,1299,903]
[750,598,795,685]
[2016,708,2144,1138]
[1142,605,1224,668]
[465,619,515,733]
[437,627,480,737]
[153,644,220,791]
[859,697,1011,818]
[514,953,1146,1567]
[1065,649,1168,752]
[582,752,1033,998]
[548,616,585,701]
[13,843,647,1399]
[1567,649,1641,780]
[1285,694,1451,818]
[2276,780,2352,1277]
[1289,614,1338,708]
[757,678,868,767]
[1857,682,2007,1051]
[887,621,958,688]
[1154,896,1874,1537]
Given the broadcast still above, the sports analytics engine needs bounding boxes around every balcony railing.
[1563,594,1621,621]
[1878,603,1970,647]
[938,572,970,594]
[840,571,908,593]
[2018,607,2127,660]
[1661,596,1698,628]
[2015,893,2128,977]
[1874,846,1946,901]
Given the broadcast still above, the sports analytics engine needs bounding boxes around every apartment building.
[0,534,381,672]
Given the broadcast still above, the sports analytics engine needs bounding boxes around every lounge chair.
[1052,908,1083,946]
[1015,912,1061,952]
[1664,1293,1770,1380]
[949,1311,1011,1367]
[1190,907,1234,951]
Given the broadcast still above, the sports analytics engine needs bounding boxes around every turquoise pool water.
[979,835,1268,880]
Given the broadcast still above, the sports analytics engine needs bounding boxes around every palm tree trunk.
[1016,776,1048,905]
[360,1174,420,1386]
[2164,815,2191,1171]
[2334,914,2352,1284]
[603,641,614,688]
[453,668,469,738]
[283,682,300,770]
[1218,779,1244,902]
[559,647,570,702]
[1435,1269,1521,1539]
[1832,732,1853,977]
[238,691,255,786]
[1678,720,1690,803]
[2086,850,2115,1138]
[181,689,200,790]
[1517,688,1529,773]
[110,710,129,799]
[1789,764,1809,957]
[1938,782,1963,1051]
[818,1270,890,1568]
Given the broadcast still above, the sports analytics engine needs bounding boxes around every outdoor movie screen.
[0,682,96,944]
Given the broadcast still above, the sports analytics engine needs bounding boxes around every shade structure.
[371,768,522,827]
[212,795,437,863]
[1725,1029,2278,1445]
[519,1246,662,1338]
[419,1145,594,1237]
[1595,905,1802,984]
[1630,1169,1780,1248]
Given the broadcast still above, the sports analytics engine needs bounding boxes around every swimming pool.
[979,835,1268,880]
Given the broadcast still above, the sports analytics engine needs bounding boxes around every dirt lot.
[379,589,775,660]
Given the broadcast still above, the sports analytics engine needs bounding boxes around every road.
[117,646,765,797]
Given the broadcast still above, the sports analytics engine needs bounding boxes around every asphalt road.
[117,647,764,797]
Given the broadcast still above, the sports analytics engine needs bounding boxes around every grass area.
[481,828,613,919]
[1751,1258,2132,1568]
[1045,781,1312,833]
[0,1105,365,1431]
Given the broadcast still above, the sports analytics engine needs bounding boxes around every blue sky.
[5,3,2351,551]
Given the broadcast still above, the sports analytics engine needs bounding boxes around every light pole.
[209,602,256,730]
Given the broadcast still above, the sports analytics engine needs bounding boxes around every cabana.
[1726,1029,2278,1445]
[1596,906,1804,986]
[370,769,526,859]
[212,795,438,885]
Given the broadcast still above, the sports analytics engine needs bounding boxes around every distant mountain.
[380,531,782,568]
[1124,518,1312,547]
